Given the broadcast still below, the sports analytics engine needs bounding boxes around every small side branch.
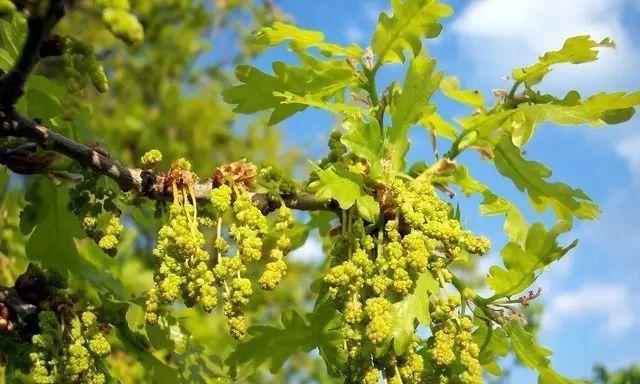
[0,0,67,107]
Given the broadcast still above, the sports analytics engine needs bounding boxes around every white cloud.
[543,283,637,337]
[289,231,325,264]
[452,0,640,93]
[615,131,640,182]
[344,25,366,44]
[362,1,386,22]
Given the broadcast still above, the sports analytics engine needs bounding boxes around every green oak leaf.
[480,191,529,243]
[513,35,615,86]
[371,0,453,63]
[312,164,364,210]
[506,110,534,147]
[0,14,26,71]
[389,54,442,170]
[494,136,600,223]
[518,91,640,127]
[23,178,85,275]
[439,76,484,109]
[341,117,385,179]
[454,110,514,151]
[504,321,578,384]
[420,112,458,141]
[472,319,509,376]
[431,164,529,243]
[222,60,355,125]
[226,300,345,378]
[356,195,380,223]
[487,222,577,298]
[254,22,363,58]
[112,321,179,384]
[274,91,365,119]
[448,164,486,196]
[390,271,439,354]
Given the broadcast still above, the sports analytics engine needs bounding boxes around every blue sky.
[235,0,640,381]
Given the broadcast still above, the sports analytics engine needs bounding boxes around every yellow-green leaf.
[389,54,442,170]
[356,195,380,223]
[439,76,484,109]
[420,112,458,141]
[513,35,615,86]
[341,118,385,179]
[518,91,640,127]
[504,321,579,384]
[480,191,528,243]
[254,22,363,58]
[390,271,439,354]
[494,136,600,223]
[487,222,576,298]
[223,61,355,125]
[371,0,452,63]
[312,165,364,210]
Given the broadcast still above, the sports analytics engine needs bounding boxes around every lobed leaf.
[513,35,615,86]
[504,321,578,384]
[23,179,85,275]
[439,76,484,109]
[420,112,458,141]
[274,91,365,119]
[480,191,529,243]
[487,222,577,298]
[371,0,452,63]
[493,137,600,223]
[341,117,385,179]
[472,319,509,376]
[312,164,364,210]
[518,91,640,128]
[222,60,356,125]
[389,54,442,170]
[390,271,439,354]
[254,21,363,58]
[433,164,528,243]
[226,300,345,377]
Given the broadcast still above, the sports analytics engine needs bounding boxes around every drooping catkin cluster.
[145,158,216,324]
[68,170,123,256]
[94,0,144,45]
[324,176,490,383]
[214,191,294,340]
[259,206,295,290]
[144,157,297,340]
[29,311,112,384]
[62,36,109,94]
[425,296,482,384]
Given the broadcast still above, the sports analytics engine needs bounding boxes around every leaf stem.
[507,80,522,100]
[363,67,380,107]
[444,129,473,160]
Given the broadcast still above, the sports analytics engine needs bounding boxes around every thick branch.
[0,0,66,107]
[0,111,335,212]
[2,110,138,190]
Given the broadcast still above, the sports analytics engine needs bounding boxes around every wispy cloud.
[361,1,386,22]
[615,132,640,182]
[344,25,366,44]
[543,283,637,337]
[451,0,640,93]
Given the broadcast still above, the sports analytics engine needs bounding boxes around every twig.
[0,0,67,107]
[0,111,336,212]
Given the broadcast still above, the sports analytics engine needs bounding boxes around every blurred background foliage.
[0,0,636,383]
